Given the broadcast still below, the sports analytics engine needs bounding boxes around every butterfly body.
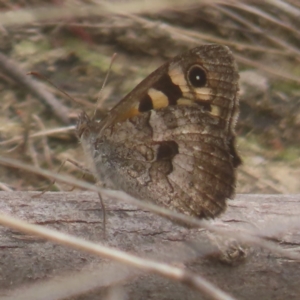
[77,44,241,219]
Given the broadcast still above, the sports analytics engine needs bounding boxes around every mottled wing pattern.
[77,44,241,218]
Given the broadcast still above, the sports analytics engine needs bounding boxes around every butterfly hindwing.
[77,44,241,219]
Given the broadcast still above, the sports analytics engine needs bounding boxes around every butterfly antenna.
[93,53,117,119]
[27,72,80,104]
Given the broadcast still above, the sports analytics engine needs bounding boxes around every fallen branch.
[0,191,300,300]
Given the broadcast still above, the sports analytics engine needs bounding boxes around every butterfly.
[77,44,241,219]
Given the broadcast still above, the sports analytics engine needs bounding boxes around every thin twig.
[32,114,53,169]
[0,126,75,147]
[0,182,13,192]
[0,0,206,27]
[0,262,138,300]
[0,213,237,300]
[0,52,70,124]
[0,156,300,261]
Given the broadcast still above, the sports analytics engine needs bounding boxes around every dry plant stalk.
[0,156,300,261]
[0,212,236,300]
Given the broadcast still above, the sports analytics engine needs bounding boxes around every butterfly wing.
[78,44,241,218]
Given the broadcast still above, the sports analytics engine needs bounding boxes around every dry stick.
[265,0,300,16]
[0,52,70,124]
[0,213,237,300]
[126,14,300,83]
[36,158,92,194]
[27,137,39,168]
[239,168,287,194]
[1,3,298,82]
[235,54,300,83]
[43,17,289,57]
[1,156,300,261]
[32,157,107,237]
[34,158,106,238]
[0,0,203,27]
[0,0,298,43]
[214,5,268,35]
[28,72,88,107]
[0,125,75,147]
[222,1,300,37]
[127,13,288,56]
[94,53,117,117]
[0,182,13,192]
[1,262,139,300]
[63,158,92,175]
[98,192,107,239]
[32,114,54,169]
[92,53,118,238]
[222,2,300,57]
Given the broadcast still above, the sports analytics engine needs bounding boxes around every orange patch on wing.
[148,88,169,109]
[114,106,140,123]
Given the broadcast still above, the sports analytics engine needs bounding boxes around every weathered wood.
[0,192,300,300]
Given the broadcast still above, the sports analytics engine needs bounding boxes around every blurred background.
[0,0,299,194]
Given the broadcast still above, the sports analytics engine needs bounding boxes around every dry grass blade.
[0,52,70,124]
[0,156,300,262]
[0,0,206,27]
[0,263,136,300]
[226,2,300,36]
[32,114,53,169]
[128,13,288,56]
[0,182,13,191]
[264,0,300,17]
[125,14,300,83]
[0,126,75,147]
[0,213,237,300]
[236,54,300,84]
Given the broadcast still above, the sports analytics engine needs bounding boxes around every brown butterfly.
[77,44,241,219]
